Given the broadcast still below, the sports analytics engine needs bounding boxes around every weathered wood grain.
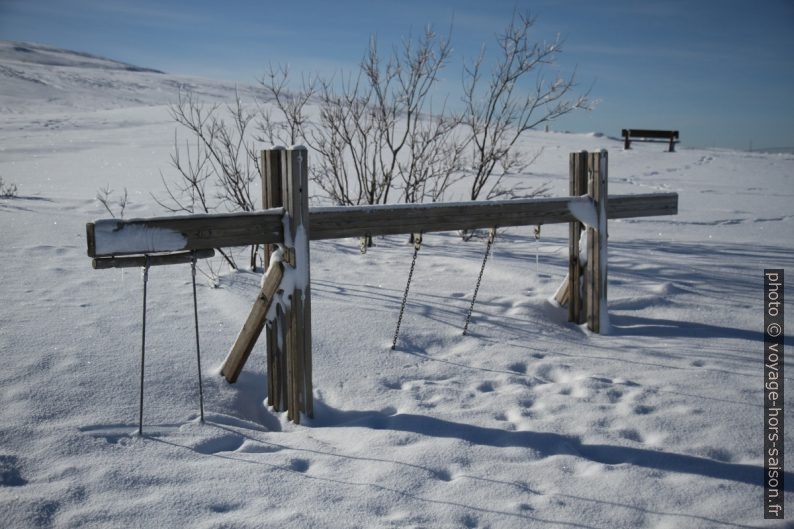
[86,193,677,259]
[262,148,284,410]
[284,147,312,422]
[92,249,215,269]
[568,152,587,324]
[586,151,608,333]
[220,261,284,383]
[87,209,284,258]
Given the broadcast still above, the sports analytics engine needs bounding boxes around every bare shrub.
[154,89,262,275]
[96,185,128,218]
[257,64,315,147]
[461,11,593,201]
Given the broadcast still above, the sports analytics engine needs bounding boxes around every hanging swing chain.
[190,252,205,423]
[391,233,422,350]
[138,255,150,436]
[462,227,497,336]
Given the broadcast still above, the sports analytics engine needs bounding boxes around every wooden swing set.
[86,147,677,425]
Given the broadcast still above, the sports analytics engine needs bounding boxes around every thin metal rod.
[191,254,205,423]
[463,228,496,336]
[391,234,422,350]
[139,256,150,436]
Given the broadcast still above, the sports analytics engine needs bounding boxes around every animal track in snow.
[476,381,496,393]
[633,405,655,415]
[0,455,26,486]
[618,429,644,442]
[289,458,310,473]
[507,361,527,374]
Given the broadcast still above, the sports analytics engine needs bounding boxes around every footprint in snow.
[477,381,496,393]
[0,455,26,487]
[619,429,644,442]
[606,388,623,403]
[289,458,310,473]
[507,361,527,374]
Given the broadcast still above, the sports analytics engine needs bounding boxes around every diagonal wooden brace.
[220,261,284,383]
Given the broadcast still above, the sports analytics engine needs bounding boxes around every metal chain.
[462,228,496,336]
[138,256,150,435]
[191,253,205,423]
[391,233,422,350]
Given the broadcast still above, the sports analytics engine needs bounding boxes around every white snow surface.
[0,41,792,528]
[93,220,187,256]
[567,198,598,229]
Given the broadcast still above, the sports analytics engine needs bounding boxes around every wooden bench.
[622,129,679,152]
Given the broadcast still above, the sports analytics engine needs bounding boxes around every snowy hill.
[0,41,164,73]
[0,40,264,113]
[0,43,792,528]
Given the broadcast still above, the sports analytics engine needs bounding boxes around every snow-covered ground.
[0,41,792,528]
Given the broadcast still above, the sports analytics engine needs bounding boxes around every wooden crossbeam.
[86,193,678,258]
[92,249,215,269]
[87,209,284,258]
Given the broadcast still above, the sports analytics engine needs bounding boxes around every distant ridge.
[752,146,794,155]
[0,39,260,113]
[0,40,164,73]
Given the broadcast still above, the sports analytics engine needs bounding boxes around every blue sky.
[1,0,793,150]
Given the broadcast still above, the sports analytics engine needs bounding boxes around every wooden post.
[586,150,608,333]
[568,151,588,324]
[668,133,676,153]
[624,129,631,150]
[281,147,312,422]
[262,148,284,411]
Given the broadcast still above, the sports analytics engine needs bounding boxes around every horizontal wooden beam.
[86,193,677,258]
[87,209,285,258]
[92,249,215,269]
[308,193,678,240]
[607,192,678,219]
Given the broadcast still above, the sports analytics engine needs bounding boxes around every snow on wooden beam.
[86,193,678,258]
[86,209,285,258]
